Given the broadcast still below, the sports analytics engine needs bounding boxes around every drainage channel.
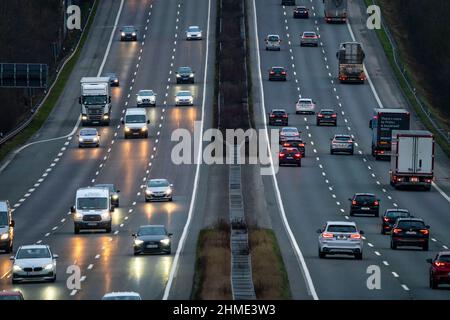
[229,146,256,300]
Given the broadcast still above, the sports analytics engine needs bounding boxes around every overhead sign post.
[0,63,48,88]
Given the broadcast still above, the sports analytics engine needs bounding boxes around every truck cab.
[0,201,14,253]
[71,187,113,234]
[79,77,112,126]
[122,108,150,139]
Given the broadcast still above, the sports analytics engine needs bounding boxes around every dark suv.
[293,6,309,18]
[281,0,296,5]
[427,251,450,289]
[268,67,287,81]
[391,218,430,251]
[349,193,380,217]
[268,109,288,126]
[279,147,302,167]
[175,66,195,84]
[282,137,305,157]
[381,209,410,234]
[316,109,337,126]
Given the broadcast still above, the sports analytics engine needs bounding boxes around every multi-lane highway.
[0,0,214,299]
[249,0,450,299]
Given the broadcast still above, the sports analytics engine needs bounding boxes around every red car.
[427,252,450,289]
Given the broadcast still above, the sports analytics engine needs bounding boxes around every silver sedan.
[317,221,364,259]
[145,179,173,202]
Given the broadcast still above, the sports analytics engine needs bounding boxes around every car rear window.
[438,255,450,262]
[335,136,351,141]
[268,36,279,41]
[355,195,376,202]
[386,211,410,219]
[304,32,316,37]
[273,111,286,116]
[327,225,357,233]
[321,110,334,114]
[272,67,284,72]
[397,220,425,229]
[80,129,97,136]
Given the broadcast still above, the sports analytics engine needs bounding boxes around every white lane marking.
[243,0,319,301]
[432,182,450,202]
[443,245,449,249]
[374,251,381,256]
[367,243,374,247]
[401,284,409,291]
[383,261,389,266]
[70,290,77,296]
[392,272,399,278]
[95,254,100,259]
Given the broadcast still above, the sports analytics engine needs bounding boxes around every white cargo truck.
[79,77,112,126]
[390,130,434,191]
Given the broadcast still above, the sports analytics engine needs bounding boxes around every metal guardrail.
[368,0,450,146]
[0,1,98,147]
[229,147,256,300]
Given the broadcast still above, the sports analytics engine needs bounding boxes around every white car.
[102,292,142,300]
[317,221,364,259]
[11,245,58,284]
[265,34,281,50]
[279,127,300,144]
[145,179,173,202]
[136,90,156,107]
[186,26,202,40]
[78,128,100,148]
[295,98,316,114]
[175,91,194,106]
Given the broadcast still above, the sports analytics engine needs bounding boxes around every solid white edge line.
[162,0,210,300]
[251,0,318,300]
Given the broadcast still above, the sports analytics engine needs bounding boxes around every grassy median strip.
[363,0,450,157]
[192,220,232,300]
[0,1,99,162]
[249,228,292,299]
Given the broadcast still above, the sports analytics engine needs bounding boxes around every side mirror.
[348,198,352,201]
[78,97,82,104]
[70,206,76,213]
[131,233,136,237]
[109,97,111,103]
[316,229,322,234]
[10,220,15,228]
[369,119,373,128]
[9,256,15,261]
[359,230,365,235]
[53,254,59,259]
[121,120,125,125]
[426,258,432,264]
[147,120,150,124]
[168,233,173,237]
[117,190,120,193]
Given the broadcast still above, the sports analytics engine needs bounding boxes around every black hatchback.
[293,6,309,18]
[132,225,172,255]
[381,209,410,234]
[269,109,288,126]
[349,193,380,217]
[176,66,195,84]
[279,147,302,167]
[268,67,287,81]
[120,26,138,41]
[391,218,430,251]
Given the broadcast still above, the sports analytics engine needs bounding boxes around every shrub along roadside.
[0,1,99,162]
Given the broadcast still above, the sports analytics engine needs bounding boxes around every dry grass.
[192,220,232,300]
[249,229,291,300]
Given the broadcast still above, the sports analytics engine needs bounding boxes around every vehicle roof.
[271,109,286,112]
[334,134,351,138]
[354,193,375,196]
[125,108,147,115]
[148,178,169,183]
[188,26,200,29]
[18,244,49,250]
[271,66,285,69]
[0,201,9,211]
[326,221,357,226]
[385,208,409,212]
[81,77,110,83]
[138,89,154,94]
[178,66,192,70]
[103,292,141,297]
[177,91,192,95]
[80,128,98,133]
[139,224,165,229]
[76,187,109,197]
[303,31,316,34]
[0,291,22,296]
[437,251,450,256]
[298,98,312,101]
[320,109,335,112]
[397,217,425,222]
[267,34,280,37]
[122,25,136,29]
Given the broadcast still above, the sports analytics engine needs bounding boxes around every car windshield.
[123,26,135,32]
[139,90,154,96]
[335,136,351,141]
[283,128,297,133]
[0,295,22,300]
[282,148,299,153]
[103,295,141,300]
[0,212,8,226]
[125,115,146,123]
[82,95,107,105]
[327,225,357,233]
[17,248,51,259]
[177,92,191,97]
[299,100,312,104]
[95,184,114,192]
[438,255,450,262]
[138,226,166,236]
[268,36,279,41]
[397,220,425,229]
[272,68,284,72]
[386,211,409,219]
[104,73,116,78]
[77,197,108,210]
[80,129,97,136]
[148,180,169,188]
[355,195,375,202]
[188,26,200,32]
[178,67,192,73]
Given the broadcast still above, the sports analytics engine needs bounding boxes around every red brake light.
[270,114,275,117]
[294,153,301,158]
[283,143,290,147]
[299,143,305,147]
[352,200,357,205]
[322,233,333,238]
[270,71,275,74]
[383,217,389,222]
[350,234,361,239]
[434,262,445,267]
[393,228,402,234]
[283,114,288,118]
[331,114,337,118]
[281,71,286,75]
[420,229,429,235]
[279,153,285,157]
[318,114,323,118]
[374,201,379,206]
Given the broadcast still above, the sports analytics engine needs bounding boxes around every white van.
[71,187,113,234]
[122,108,150,139]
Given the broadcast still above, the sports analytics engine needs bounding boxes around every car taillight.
[283,115,288,118]
[350,234,361,239]
[294,153,301,158]
[299,143,305,147]
[434,262,446,268]
[383,217,390,222]
[352,200,357,205]
[374,201,379,206]
[281,71,286,75]
[420,229,429,235]
[393,228,402,234]
[331,114,337,118]
[279,153,285,158]
[270,71,275,74]
[270,114,275,117]
[322,233,333,238]
[318,114,323,117]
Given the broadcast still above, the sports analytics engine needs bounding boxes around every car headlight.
[166,189,172,195]
[0,233,9,240]
[78,137,84,142]
[132,32,136,36]
[93,137,98,142]
[44,263,54,271]
[176,74,181,78]
[112,195,119,200]
[134,239,144,246]
[137,97,142,102]
[189,97,193,102]
[145,189,152,195]
[114,79,118,83]
[189,73,194,77]
[175,97,180,102]
[13,265,22,272]
[82,115,88,120]
[74,212,83,219]
[121,32,125,37]
[141,126,147,131]
[160,238,170,245]
[101,212,110,220]
[103,115,109,119]
[125,127,131,132]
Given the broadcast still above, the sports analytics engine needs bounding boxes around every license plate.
[276,119,281,122]
[361,207,370,210]
[338,236,347,240]
[411,177,419,182]
[406,231,417,235]
[324,116,330,118]
[87,222,98,226]
[147,244,158,248]
[286,157,293,159]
